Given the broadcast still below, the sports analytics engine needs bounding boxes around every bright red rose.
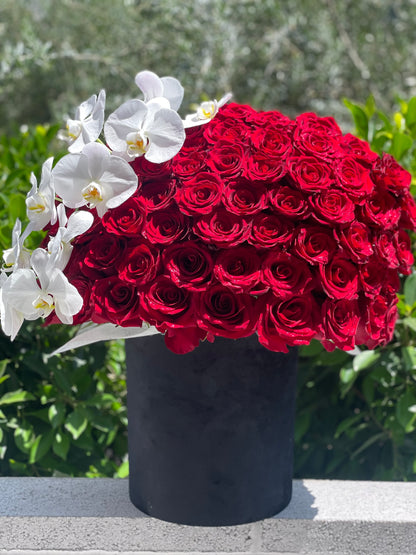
[102,196,145,236]
[319,256,359,300]
[204,119,251,145]
[295,112,343,138]
[243,150,287,182]
[374,231,399,269]
[80,232,126,278]
[339,134,379,166]
[359,294,398,349]
[249,213,294,248]
[182,125,207,149]
[91,276,141,326]
[140,276,194,327]
[216,103,258,122]
[143,206,189,245]
[171,148,208,179]
[288,155,333,192]
[206,140,245,177]
[131,157,171,179]
[322,298,360,351]
[223,178,267,216]
[399,190,416,231]
[250,126,293,158]
[251,110,293,129]
[262,251,315,299]
[395,229,414,274]
[175,172,223,215]
[193,208,251,247]
[163,241,213,291]
[197,284,257,339]
[214,246,262,293]
[361,190,401,229]
[258,293,320,352]
[308,189,356,224]
[336,222,374,263]
[163,326,208,354]
[334,156,374,201]
[118,243,160,286]
[268,184,309,219]
[359,260,400,298]
[295,226,337,265]
[140,176,177,211]
[371,153,412,193]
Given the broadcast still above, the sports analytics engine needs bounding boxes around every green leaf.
[404,273,416,307]
[0,359,10,378]
[115,460,129,479]
[396,390,416,432]
[365,95,376,118]
[29,431,54,464]
[403,317,416,333]
[405,97,416,128]
[64,409,88,440]
[353,350,380,372]
[14,425,35,454]
[334,413,363,439]
[340,366,355,384]
[52,432,70,460]
[0,389,36,406]
[8,194,27,220]
[48,402,66,429]
[294,412,310,442]
[343,98,369,139]
[401,346,416,374]
[390,132,413,161]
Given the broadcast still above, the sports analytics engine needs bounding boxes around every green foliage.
[295,97,416,481]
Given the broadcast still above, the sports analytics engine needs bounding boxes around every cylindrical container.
[126,333,298,526]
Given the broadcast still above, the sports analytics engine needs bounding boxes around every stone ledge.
[0,478,415,554]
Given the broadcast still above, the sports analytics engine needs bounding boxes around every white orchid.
[52,142,138,217]
[2,218,32,271]
[58,90,106,153]
[104,98,185,164]
[25,157,57,231]
[135,70,184,111]
[0,248,83,340]
[184,92,233,128]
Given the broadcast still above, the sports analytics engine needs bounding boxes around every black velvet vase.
[125,333,298,526]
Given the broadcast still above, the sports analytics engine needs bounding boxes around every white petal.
[82,142,111,180]
[1,269,40,320]
[160,76,184,111]
[65,210,94,242]
[135,70,164,101]
[145,108,185,163]
[76,93,97,121]
[104,99,148,153]
[30,248,51,290]
[53,153,90,208]
[48,269,83,324]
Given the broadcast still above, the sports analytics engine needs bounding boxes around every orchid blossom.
[25,157,57,231]
[2,219,31,271]
[104,98,185,164]
[52,142,138,217]
[184,93,233,128]
[58,90,106,153]
[135,70,184,111]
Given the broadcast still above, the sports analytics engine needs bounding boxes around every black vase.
[125,333,298,526]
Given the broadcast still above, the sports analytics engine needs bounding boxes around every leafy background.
[0,0,416,480]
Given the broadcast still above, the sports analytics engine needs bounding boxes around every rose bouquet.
[1,70,415,356]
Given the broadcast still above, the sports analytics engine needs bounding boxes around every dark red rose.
[258,293,320,352]
[361,190,401,229]
[288,155,333,192]
[295,226,337,265]
[295,112,343,138]
[262,251,314,299]
[359,260,400,298]
[102,196,145,236]
[163,241,213,291]
[193,208,251,247]
[140,176,177,211]
[374,231,399,269]
[206,140,245,177]
[321,298,360,351]
[268,184,309,219]
[131,157,171,179]
[308,189,356,224]
[294,115,340,160]
[251,110,293,129]
[395,229,414,274]
[334,156,374,201]
[319,256,359,300]
[399,190,416,231]
[197,284,257,339]
[249,213,294,248]
[175,172,223,215]
[214,246,261,293]
[216,103,258,122]
[204,119,251,145]
[250,126,293,158]
[80,232,126,278]
[336,222,374,263]
[223,178,267,216]
[358,294,398,349]
[163,326,208,354]
[143,206,189,245]
[371,153,412,194]
[183,124,207,149]
[118,243,160,286]
[91,276,141,326]
[243,150,287,182]
[140,276,194,327]
[339,134,379,166]
[171,148,208,179]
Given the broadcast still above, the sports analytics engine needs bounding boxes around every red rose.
[268,184,309,219]
[91,276,141,326]
[399,190,416,231]
[361,190,401,229]
[308,189,356,224]
[359,260,400,298]
[182,125,207,149]
[258,293,320,352]
[143,206,189,245]
[216,103,258,122]
[295,226,337,265]
[206,140,245,177]
[339,134,379,167]
[395,229,414,275]
[262,251,314,299]
[371,153,412,194]
[288,155,333,192]
[223,178,267,216]
[163,241,213,291]
[243,151,287,182]
[214,246,261,293]
[250,126,293,158]
[117,242,160,286]
[102,196,145,236]
[322,298,360,351]
[251,110,293,129]
[140,276,194,328]
[175,172,223,215]
[374,231,399,269]
[334,156,374,201]
[171,148,208,180]
[319,256,359,300]
[358,294,398,349]
[131,157,171,179]
[336,222,374,263]
[140,176,177,211]
[249,213,294,248]
[193,208,251,247]
[163,326,208,354]
[197,284,257,339]
[80,232,126,278]
[295,112,343,138]
[204,119,251,145]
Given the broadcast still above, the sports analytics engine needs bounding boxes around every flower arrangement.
[1,70,415,355]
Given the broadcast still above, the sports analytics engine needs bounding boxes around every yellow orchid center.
[66,120,82,140]
[126,131,149,157]
[82,181,103,206]
[26,195,46,214]
[197,100,218,120]
[33,294,55,316]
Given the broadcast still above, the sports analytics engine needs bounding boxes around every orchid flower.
[184,92,233,128]
[52,142,138,217]
[2,219,32,272]
[104,98,185,164]
[135,70,184,111]
[58,90,106,153]
[25,157,57,231]
[0,248,83,340]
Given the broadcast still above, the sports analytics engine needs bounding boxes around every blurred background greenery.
[1,0,416,480]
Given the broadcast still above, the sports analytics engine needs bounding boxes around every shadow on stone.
[273,479,318,519]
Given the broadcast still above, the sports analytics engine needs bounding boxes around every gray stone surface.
[0,478,415,554]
